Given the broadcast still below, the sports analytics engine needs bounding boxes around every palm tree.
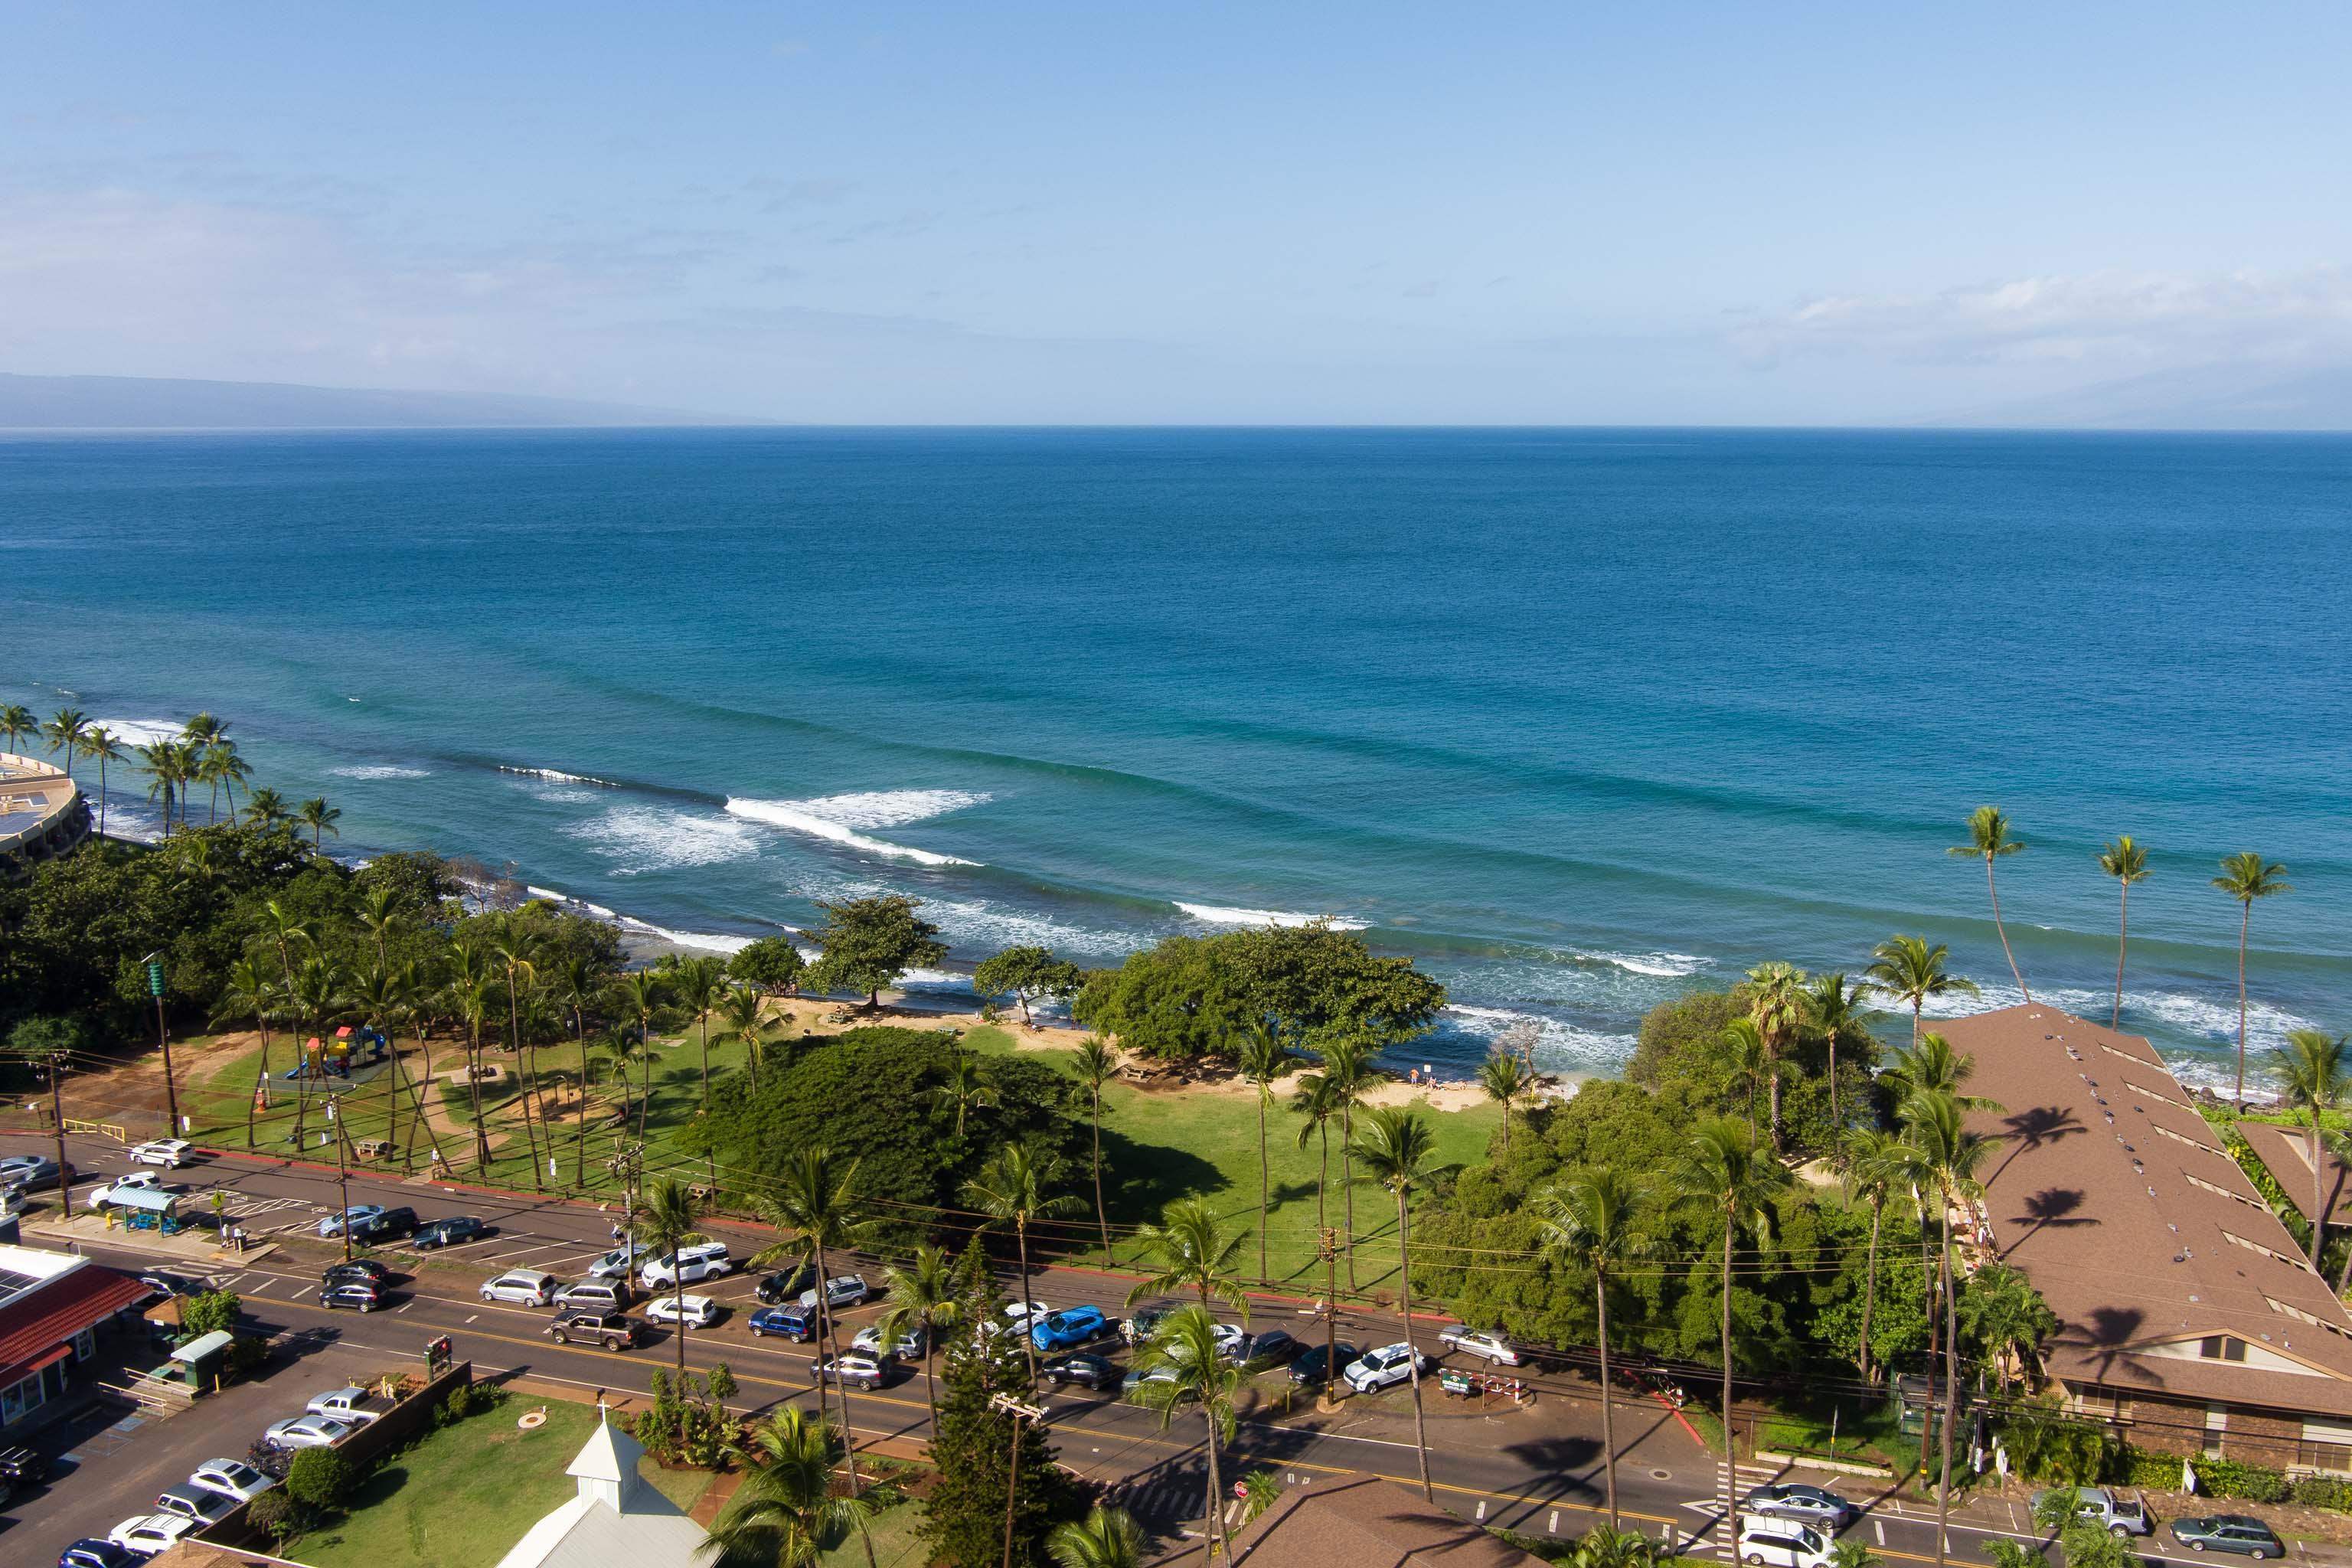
[1348,1106,1455,1501]
[1880,1034,2002,1112]
[491,924,545,1189]
[453,971,499,1172]
[1289,1066,1342,1237]
[357,886,402,969]
[211,958,282,1149]
[1864,935,1980,1046]
[1669,1116,1792,1537]
[1834,1127,1922,1384]
[287,953,349,1149]
[1127,1305,1248,1562]
[635,1178,707,1396]
[1048,1505,1147,1568]
[41,708,87,779]
[715,984,773,1091]
[752,1148,879,1547]
[675,956,726,1107]
[1318,1037,1380,1289]
[1949,805,2029,1001]
[181,710,226,750]
[137,739,187,835]
[1717,1018,1780,1139]
[75,727,125,836]
[1900,1089,2000,1568]
[552,955,601,1187]
[962,1145,1082,1380]
[616,969,665,1138]
[1125,1196,1250,1315]
[1070,1035,1118,1256]
[1955,1262,2054,1396]
[2098,836,2151,1029]
[1478,1051,1533,1157]
[2213,852,2292,1102]
[1805,972,1872,1130]
[181,714,227,816]
[703,1406,877,1568]
[198,742,250,825]
[243,786,290,828]
[1746,962,1808,1150]
[2275,1031,2352,1271]
[1531,1168,1651,1526]
[877,1244,962,1427]
[930,1053,996,1138]
[296,796,340,850]
[1238,1022,1292,1284]
[0,704,33,755]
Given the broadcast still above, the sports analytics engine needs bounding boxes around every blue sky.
[5,2,2349,422]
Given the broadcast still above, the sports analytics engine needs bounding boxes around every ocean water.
[4,427,2347,1086]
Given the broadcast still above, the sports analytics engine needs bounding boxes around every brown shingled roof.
[2239,1120,2352,1227]
[1173,1475,1545,1567]
[1936,1005,2352,1419]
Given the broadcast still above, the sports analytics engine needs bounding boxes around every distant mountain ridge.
[1930,363,2352,431]
[0,372,754,430]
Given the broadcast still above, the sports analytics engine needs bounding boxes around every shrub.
[245,1488,320,1543]
[285,1446,355,1509]
[2291,1476,2352,1512]
[433,1378,500,1427]
[2195,1456,2288,1504]
[180,1288,240,1340]
[2120,1449,2185,1489]
[226,1334,270,1376]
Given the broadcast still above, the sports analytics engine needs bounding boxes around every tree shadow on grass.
[1099,1126,1227,1227]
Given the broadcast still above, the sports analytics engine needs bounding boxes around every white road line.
[1875,1521,1886,1545]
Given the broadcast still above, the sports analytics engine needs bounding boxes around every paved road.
[14,1132,2338,1566]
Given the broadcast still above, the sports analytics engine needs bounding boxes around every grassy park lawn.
[288,1400,717,1568]
[819,1497,928,1566]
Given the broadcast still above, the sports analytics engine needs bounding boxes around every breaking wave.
[1174,903,1370,931]
[563,805,760,874]
[725,793,982,867]
[331,765,430,780]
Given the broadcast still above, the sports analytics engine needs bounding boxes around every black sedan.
[1042,1353,1120,1391]
[755,1265,816,1305]
[412,1215,488,1250]
[1289,1341,1361,1389]
[318,1282,387,1313]
[322,1259,397,1289]
[1245,1329,1305,1367]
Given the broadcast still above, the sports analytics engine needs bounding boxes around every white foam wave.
[780,789,992,829]
[564,805,760,874]
[523,884,619,920]
[1443,1004,1638,1073]
[1175,903,1370,931]
[499,765,621,788]
[727,797,978,867]
[531,788,600,805]
[90,717,185,747]
[1588,949,1711,978]
[611,914,756,956]
[330,765,430,780]
[1869,976,2314,1054]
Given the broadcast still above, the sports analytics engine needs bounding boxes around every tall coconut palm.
[552,955,602,1187]
[1125,1195,1250,1315]
[1318,1036,1380,1289]
[704,1405,877,1568]
[615,969,665,1138]
[2275,1031,2352,1272]
[1128,1306,1248,1560]
[1834,1127,1923,1384]
[41,708,87,779]
[75,727,126,836]
[751,1148,879,1553]
[930,1053,996,1139]
[296,796,340,850]
[1880,1033,2001,1112]
[137,739,187,835]
[1900,1089,2000,1568]
[675,956,726,1108]
[1531,1168,1651,1526]
[1717,1018,1781,1139]
[211,958,282,1150]
[1864,935,1980,1046]
[243,786,290,828]
[452,970,499,1172]
[1955,1262,2056,1396]
[1238,1022,1292,1284]
[1949,805,2029,1001]
[1805,972,1873,1130]
[715,984,773,1092]
[1289,1066,1343,1242]
[1669,1117,1792,1540]
[491,924,545,1187]
[0,704,33,755]
[1070,1035,1118,1256]
[2213,852,2292,1102]
[1478,1051,1533,1158]
[877,1244,961,1427]
[1348,1105,1455,1501]
[357,886,402,970]
[962,1145,1082,1381]
[1048,1505,1147,1568]
[2096,836,2151,1030]
[634,1177,707,1396]
[287,953,348,1150]
[1746,962,1808,1149]
[181,710,226,751]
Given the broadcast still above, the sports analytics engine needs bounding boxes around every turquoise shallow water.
[3,426,2347,1083]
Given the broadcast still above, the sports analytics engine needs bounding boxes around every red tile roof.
[0,1259,149,1381]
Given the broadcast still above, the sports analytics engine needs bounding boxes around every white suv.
[1737,1517,1834,1568]
[481,1269,559,1305]
[129,1139,194,1168]
[1342,1342,1431,1393]
[641,1241,733,1288]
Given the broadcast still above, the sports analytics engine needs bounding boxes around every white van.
[641,1241,733,1289]
[1736,1517,1834,1568]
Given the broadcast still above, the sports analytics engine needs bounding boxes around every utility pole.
[142,952,181,1139]
[607,1140,645,1265]
[45,1049,70,1215]
[1317,1226,1342,1413]
[329,1100,353,1262]
[989,1392,1047,1568]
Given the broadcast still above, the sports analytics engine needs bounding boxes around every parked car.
[481,1269,559,1305]
[1122,1363,1181,1396]
[1003,1298,1050,1326]
[187,1457,277,1502]
[105,1514,194,1559]
[1042,1352,1120,1390]
[127,1139,194,1168]
[548,1309,643,1350]
[1244,1328,1304,1367]
[152,1484,239,1527]
[555,1279,632,1312]
[2030,1487,2151,1538]
[645,1293,722,1329]
[2170,1516,2285,1558]
[139,1270,199,1298]
[1736,1517,1834,1568]
[853,1322,927,1359]
[1438,1326,1521,1365]
[263,1414,354,1450]
[586,1245,642,1281]
[305,1387,384,1425]
[1031,1305,1111,1352]
[352,1205,417,1243]
[60,1539,140,1568]
[799,1274,871,1311]
[641,1241,732,1288]
[2,1157,74,1194]
[87,1171,181,1210]
[812,1351,894,1390]
[754,1263,816,1303]
[317,1282,385,1313]
[1289,1341,1360,1389]
[411,1214,488,1249]
[749,1304,816,1341]
[1743,1484,1855,1530]
[316,1204,384,1238]
[0,1442,52,1487]
[1341,1342,1430,1393]
[1123,1301,1179,1345]
[322,1259,396,1289]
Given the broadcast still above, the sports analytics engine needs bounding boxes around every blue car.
[1031,1305,1109,1352]
[749,1304,818,1342]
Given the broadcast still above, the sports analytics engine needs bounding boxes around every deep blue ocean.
[4,427,2346,1085]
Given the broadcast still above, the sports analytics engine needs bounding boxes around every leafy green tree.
[806,895,947,1008]
[728,934,808,998]
[2213,851,2292,1101]
[180,1288,240,1340]
[286,1445,354,1510]
[2098,836,2151,1029]
[1127,1305,1249,1560]
[1533,1168,1651,1526]
[198,741,250,825]
[243,786,290,828]
[1070,936,1245,1062]
[1049,1504,1146,1568]
[705,1406,879,1568]
[1864,935,1979,1047]
[1949,805,2029,1001]
[964,1145,1082,1380]
[1350,1106,1455,1500]
[1670,1117,1792,1523]
[613,969,665,1138]
[974,945,1083,1026]
[1069,1036,1117,1255]
[923,1243,1069,1568]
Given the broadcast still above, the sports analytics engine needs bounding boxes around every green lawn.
[289,1400,717,1568]
[819,1496,928,1566]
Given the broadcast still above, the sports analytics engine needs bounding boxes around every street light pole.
[142,952,181,1139]
[988,1392,1047,1568]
